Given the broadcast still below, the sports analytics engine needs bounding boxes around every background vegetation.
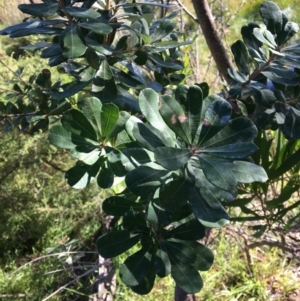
[0,0,299,300]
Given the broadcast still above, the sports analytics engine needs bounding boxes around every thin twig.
[10,252,98,275]
[42,262,103,301]
[0,59,28,86]
[174,0,197,22]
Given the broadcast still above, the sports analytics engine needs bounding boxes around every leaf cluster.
[48,83,268,293]
[0,0,190,134]
[229,1,300,140]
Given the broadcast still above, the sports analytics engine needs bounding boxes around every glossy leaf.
[102,196,143,216]
[65,7,101,19]
[97,230,141,258]
[259,1,286,44]
[138,89,175,144]
[125,163,171,197]
[282,107,300,139]
[155,147,192,170]
[48,125,82,149]
[187,242,214,271]
[169,219,206,241]
[159,179,190,211]
[50,78,94,100]
[189,186,230,228]
[101,104,119,141]
[186,85,203,142]
[129,266,156,295]
[60,25,87,59]
[81,97,102,140]
[61,109,97,141]
[171,264,203,294]
[80,21,113,35]
[199,154,237,192]
[70,147,101,165]
[225,161,268,183]
[231,40,249,75]
[120,247,154,286]
[160,94,191,144]
[133,123,168,151]
[163,240,196,264]
[18,3,58,17]
[201,117,257,148]
[192,166,236,203]
[197,98,232,146]
[65,161,100,189]
[97,163,114,188]
[201,142,257,159]
[154,247,171,278]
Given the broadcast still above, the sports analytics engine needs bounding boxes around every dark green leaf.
[189,186,230,227]
[133,123,167,151]
[186,85,203,142]
[150,19,176,42]
[134,49,148,65]
[102,196,143,216]
[97,230,141,258]
[81,97,102,140]
[225,161,268,183]
[69,147,101,165]
[65,7,101,19]
[169,219,205,240]
[191,165,236,203]
[159,179,190,211]
[259,1,286,45]
[241,23,263,51]
[50,78,94,100]
[129,265,156,295]
[202,142,257,159]
[201,117,257,148]
[154,247,171,278]
[282,22,299,44]
[120,247,154,286]
[155,147,192,170]
[125,163,171,197]
[97,163,114,188]
[262,66,300,86]
[48,125,80,149]
[199,154,237,192]
[139,89,175,145]
[80,21,113,34]
[187,241,214,271]
[146,201,173,226]
[65,161,100,189]
[101,104,119,141]
[62,109,98,141]
[60,25,87,59]
[160,94,191,144]
[163,240,196,264]
[231,40,249,75]
[171,264,203,294]
[18,3,58,17]
[228,69,248,83]
[197,98,232,146]
[282,107,300,139]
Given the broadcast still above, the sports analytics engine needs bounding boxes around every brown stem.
[191,0,234,84]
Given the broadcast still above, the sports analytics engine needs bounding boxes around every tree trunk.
[174,285,197,301]
[191,0,234,84]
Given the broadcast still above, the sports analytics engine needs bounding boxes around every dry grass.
[0,0,32,26]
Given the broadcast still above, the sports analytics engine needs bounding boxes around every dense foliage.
[0,0,299,297]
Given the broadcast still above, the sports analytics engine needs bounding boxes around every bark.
[191,0,234,84]
[174,285,197,301]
